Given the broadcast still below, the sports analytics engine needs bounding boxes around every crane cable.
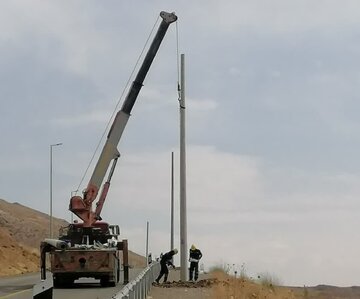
[74,15,161,195]
[176,20,184,109]
[176,20,182,105]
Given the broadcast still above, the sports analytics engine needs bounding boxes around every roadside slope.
[149,270,296,299]
[0,198,145,276]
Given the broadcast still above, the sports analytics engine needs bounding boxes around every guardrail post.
[129,283,135,299]
[136,281,141,299]
[144,273,148,296]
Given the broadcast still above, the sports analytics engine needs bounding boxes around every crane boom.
[70,11,177,227]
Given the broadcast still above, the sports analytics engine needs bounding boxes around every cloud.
[52,109,112,127]
[187,97,218,111]
[0,1,104,75]
[93,145,360,285]
[183,0,360,35]
[3,0,360,287]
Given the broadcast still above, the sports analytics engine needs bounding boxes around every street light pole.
[146,221,149,265]
[50,142,62,238]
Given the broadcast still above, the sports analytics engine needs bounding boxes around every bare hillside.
[0,198,145,277]
[0,226,39,276]
[0,198,68,249]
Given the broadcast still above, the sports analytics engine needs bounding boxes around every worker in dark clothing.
[155,248,178,283]
[189,244,202,281]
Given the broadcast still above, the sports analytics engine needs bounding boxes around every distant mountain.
[0,198,145,277]
[289,284,360,299]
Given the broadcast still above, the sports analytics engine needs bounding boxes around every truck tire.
[100,276,109,287]
[64,278,74,287]
[53,276,61,288]
[117,259,120,283]
[54,275,74,288]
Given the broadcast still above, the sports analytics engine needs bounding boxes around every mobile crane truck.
[40,11,177,289]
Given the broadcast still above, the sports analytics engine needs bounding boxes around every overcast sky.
[2,0,360,287]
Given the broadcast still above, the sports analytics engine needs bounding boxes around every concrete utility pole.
[146,221,149,265]
[179,53,188,281]
[171,152,174,251]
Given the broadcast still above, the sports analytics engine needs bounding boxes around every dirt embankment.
[0,198,145,277]
[0,226,39,276]
[0,198,68,276]
[150,270,360,299]
[149,270,297,299]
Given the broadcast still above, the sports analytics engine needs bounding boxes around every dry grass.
[256,272,282,289]
[210,270,296,299]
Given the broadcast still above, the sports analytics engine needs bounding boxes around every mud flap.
[33,279,53,299]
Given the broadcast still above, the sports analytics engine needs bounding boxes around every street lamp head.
[51,143,63,147]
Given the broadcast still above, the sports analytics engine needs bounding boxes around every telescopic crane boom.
[69,11,177,227]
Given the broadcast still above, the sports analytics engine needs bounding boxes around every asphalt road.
[0,269,144,299]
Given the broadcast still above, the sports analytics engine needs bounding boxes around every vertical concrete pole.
[179,53,188,281]
[146,221,149,265]
[171,151,174,255]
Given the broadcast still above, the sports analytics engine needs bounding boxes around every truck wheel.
[100,276,109,287]
[63,278,74,287]
[117,259,120,283]
[54,276,73,288]
[53,278,61,288]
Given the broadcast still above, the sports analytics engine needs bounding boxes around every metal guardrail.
[112,262,160,299]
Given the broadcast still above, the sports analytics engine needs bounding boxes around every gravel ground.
[147,269,213,299]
